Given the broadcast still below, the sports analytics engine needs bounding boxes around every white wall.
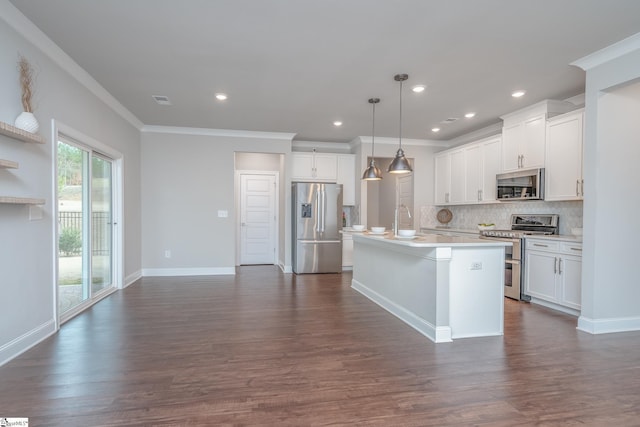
[576,36,640,333]
[140,130,291,275]
[0,8,141,365]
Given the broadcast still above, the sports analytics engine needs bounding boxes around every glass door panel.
[91,155,112,295]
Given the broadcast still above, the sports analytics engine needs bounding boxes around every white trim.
[0,2,143,130]
[577,315,640,335]
[279,262,293,273]
[124,270,142,288]
[444,123,503,149]
[142,267,236,276]
[0,320,56,367]
[292,140,352,152]
[351,135,448,148]
[530,297,580,317]
[141,125,295,141]
[572,32,640,71]
[351,278,452,343]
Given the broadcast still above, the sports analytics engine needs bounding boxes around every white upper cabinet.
[336,154,355,205]
[449,149,466,204]
[464,144,482,203]
[434,152,451,204]
[502,114,546,172]
[545,110,584,201]
[500,100,575,172]
[291,151,337,182]
[480,136,502,202]
[434,135,502,205]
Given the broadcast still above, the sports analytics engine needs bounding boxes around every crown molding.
[141,125,296,141]
[292,140,351,152]
[445,122,503,148]
[572,31,640,71]
[353,136,448,148]
[0,0,144,130]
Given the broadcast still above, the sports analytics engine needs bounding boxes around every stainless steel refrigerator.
[292,182,343,274]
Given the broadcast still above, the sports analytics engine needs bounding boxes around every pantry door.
[239,173,277,265]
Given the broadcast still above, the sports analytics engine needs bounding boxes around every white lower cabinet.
[342,233,353,269]
[524,238,582,313]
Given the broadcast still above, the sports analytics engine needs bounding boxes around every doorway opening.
[54,123,122,324]
[366,156,414,230]
[234,152,283,267]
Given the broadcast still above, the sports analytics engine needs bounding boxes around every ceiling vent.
[152,95,172,105]
[442,117,459,124]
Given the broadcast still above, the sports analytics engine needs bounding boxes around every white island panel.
[351,234,508,343]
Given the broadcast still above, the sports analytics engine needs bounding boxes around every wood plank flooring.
[1,266,640,426]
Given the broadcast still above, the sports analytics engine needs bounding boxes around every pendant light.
[388,73,413,174]
[362,98,383,181]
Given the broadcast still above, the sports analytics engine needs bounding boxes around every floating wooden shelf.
[0,121,45,144]
[0,196,45,205]
[0,159,19,169]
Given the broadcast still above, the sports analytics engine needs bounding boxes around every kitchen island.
[351,233,511,343]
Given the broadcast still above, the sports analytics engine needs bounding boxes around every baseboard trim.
[123,270,142,288]
[577,314,640,335]
[279,263,293,274]
[351,278,452,343]
[0,320,56,367]
[530,297,580,317]
[141,267,236,277]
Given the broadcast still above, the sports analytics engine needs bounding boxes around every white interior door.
[240,174,276,265]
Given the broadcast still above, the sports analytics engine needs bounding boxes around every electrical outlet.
[218,210,228,218]
[470,261,482,270]
[164,250,171,258]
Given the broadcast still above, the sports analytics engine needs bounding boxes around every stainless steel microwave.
[496,168,544,201]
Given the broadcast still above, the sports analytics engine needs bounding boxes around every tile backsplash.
[420,201,583,235]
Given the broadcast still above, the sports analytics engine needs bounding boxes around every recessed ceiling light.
[511,90,526,98]
[152,95,172,105]
[215,93,228,101]
[431,127,441,133]
[333,121,343,127]
[412,85,426,93]
[465,112,476,118]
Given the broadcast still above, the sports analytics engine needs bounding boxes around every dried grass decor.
[18,54,34,113]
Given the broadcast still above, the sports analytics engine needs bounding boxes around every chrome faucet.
[394,204,412,236]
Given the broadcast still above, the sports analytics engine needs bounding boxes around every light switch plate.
[218,210,228,218]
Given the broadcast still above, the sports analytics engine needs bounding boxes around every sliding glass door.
[57,139,114,319]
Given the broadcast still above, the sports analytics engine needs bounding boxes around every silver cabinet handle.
[570,247,582,252]
[576,179,580,196]
[581,179,584,197]
[533,243,549,247]
[554,257,558,274]
[559,257,563,275]
[445,192,449,203]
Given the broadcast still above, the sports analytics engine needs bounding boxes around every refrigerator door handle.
[320,189,327,233]
[315,190,321,233]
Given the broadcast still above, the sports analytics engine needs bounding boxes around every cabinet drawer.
[560,242,582,255]
[526,240,560,252]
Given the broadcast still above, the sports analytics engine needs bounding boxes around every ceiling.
[9,0,640,143]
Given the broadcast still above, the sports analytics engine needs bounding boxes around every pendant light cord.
[371,101,376,157]
[398,79,403,150]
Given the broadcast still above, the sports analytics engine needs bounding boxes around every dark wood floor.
[2,266,640,426]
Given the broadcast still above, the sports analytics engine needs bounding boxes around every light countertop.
[353,232,511,248]
[524,234,583,243]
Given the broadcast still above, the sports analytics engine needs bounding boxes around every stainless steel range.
[480,214,559,300]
